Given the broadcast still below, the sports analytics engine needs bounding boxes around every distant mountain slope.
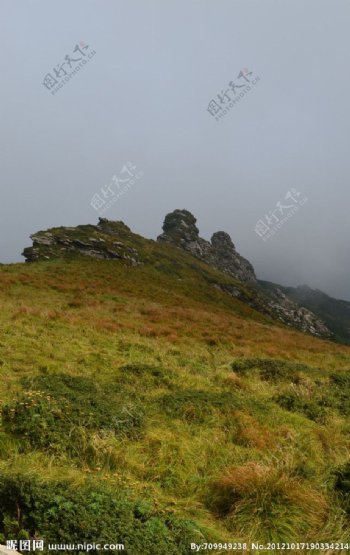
[259,281,350,345]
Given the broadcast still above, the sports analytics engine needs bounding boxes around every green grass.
[1,254,350,553]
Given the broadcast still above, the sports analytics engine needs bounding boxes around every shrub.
[274,392,328,423]
[0,473,204,554]
[208,463,328,542]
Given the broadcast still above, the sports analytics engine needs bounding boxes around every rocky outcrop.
[210,231,256,284]
[213,281,331,338]
[22,218,142,266]
[261,284,331,337]
[260,280,350,344]
[157,209,257,284]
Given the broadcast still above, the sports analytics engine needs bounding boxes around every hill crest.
[21,210,333,340]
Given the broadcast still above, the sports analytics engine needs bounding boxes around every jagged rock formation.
[157,209,257,284]
[211,231,256,284]
[22,218,142,266]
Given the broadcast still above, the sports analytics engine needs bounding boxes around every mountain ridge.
[21,209,338,341]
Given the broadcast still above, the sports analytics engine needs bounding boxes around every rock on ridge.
[22,218,142,266]
[157,209,257,284]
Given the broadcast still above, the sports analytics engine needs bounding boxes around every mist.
[1,0,349,299]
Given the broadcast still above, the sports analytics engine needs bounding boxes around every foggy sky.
[1,0,350,300]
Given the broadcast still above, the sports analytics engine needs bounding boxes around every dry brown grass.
[234,411,276,449]
[209,462,329,540]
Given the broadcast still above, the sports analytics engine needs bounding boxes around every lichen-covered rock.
[157,209,257,284]
[22,218,142,266]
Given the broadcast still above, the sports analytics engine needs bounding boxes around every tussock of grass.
[208,462,328,542]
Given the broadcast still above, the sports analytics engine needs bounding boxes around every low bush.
[0,472,204,554]
[274,392,328,423]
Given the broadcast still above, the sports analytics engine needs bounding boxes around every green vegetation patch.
[0,472,204,554]
[272,369,350,422]
[2,374,145,458]
[231,357,316,382]
[230,358,350,423]
[159,389,239,424]
[328,373,350,416]
[118,363,173,388]
[273,392,329,423]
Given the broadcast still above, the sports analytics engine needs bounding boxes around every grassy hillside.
[1,253,350,553]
